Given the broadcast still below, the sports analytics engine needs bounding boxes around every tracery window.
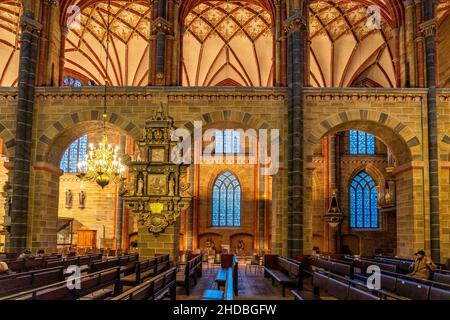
[349,171,378,229]
[212,172,241,227]
[60,135,88,173]
[215,130,240,154]
[64,76,82,87]
[349,130,375,154]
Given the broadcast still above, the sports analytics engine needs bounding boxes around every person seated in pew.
[409,250,436,280]
[36,249,45,258]
[17,249,34,260]
[0,261,15,275]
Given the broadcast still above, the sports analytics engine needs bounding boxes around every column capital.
[285,11,307,35]
[20,11,42,36]
[419,19,436,37]
[151,17,172,35]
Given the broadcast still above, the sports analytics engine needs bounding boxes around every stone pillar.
[115,136,126,250]
[9,11,41,253]
[421,0,440,261]
[404,0,416,87]
[151,0,172,85]
[29,163,62,253]
[138,221,179,263]
[286,9,307,258]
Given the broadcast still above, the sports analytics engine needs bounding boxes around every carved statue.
[2,181,12,216]
[137,177,144,196]
[168,175,175,196]
[238,240,245,251]
[79,191,86,209]
[65,189,73,209]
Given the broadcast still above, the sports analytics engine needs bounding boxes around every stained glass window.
[64,76,82,87]
[60,135,88,172]
[212,171,241,227]
[215,130,240,154]
[349,130,375,154]
[349,171,379,229]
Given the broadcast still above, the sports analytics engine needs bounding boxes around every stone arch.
[0,121,15,159]
[345,163,386,188]
[37,110,141,167]
[182,109,282,142]
[305,110,420,165]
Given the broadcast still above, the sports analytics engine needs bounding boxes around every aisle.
[176,264,294,300]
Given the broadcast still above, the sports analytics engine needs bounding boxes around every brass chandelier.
[76,0,125,189]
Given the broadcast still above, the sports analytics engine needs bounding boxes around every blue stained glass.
[64,76,82,87]
[60,135,88,173]
[215,131,223,154]
[350,188,356,228]
[227,187,234,225]
[233,131,240,154]
[211,171,241,227]
[220,185,227,225]
[215,130,241,155]
[349,130,376,155]
[349,171,379,229]
[212,186,219,226]
[349,130,358,154]
[234,186,240,226]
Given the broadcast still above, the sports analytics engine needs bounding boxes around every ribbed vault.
[309,0,397,88]
[0,0,21,87]
[181,1,274,87]
[63,0,151,86]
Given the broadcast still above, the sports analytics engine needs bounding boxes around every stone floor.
[176,262,308,300]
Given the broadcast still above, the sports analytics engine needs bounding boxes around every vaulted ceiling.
[0,0,21,87]
[182,1,274,86]
[64,1,151,86]
[309,0,397,88]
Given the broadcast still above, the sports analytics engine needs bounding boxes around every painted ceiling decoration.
[64,1,151,86]
[437,0,450,26]
[182,1,274,87]
[309,0,397,88]
[0,0,21,87]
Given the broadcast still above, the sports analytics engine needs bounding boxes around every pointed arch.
[211,171,241,227]
[349,171,379,229]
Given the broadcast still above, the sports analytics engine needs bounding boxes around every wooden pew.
[176,254,202,295]
[311,271,380,300]
[0,266,122,300]
[121,259,157,286]
[310,257,353,278]
[264,254,303,296]
[0,266,66,297]
[112,267,177,301]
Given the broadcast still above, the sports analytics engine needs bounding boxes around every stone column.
[151,0,172,85]
[286,9,307,258]
[9,11,41,253]
[29,163,62,253]
[115,136,127,250]
[404,0,416,87]
[421,0,440,261]
[138,222,179,263]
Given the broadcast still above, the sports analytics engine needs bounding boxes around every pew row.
[112,267,177,300]
[264,255,303,296]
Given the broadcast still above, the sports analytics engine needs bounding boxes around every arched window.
[349,171,378,229]
[64,76,82,87]
[212,171,241,227]
[60,135,88,172]
[349,130,375,154]
[215,130,240,154]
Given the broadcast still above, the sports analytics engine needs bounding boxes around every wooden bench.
[0,266,122,300]
[353,270,450,300]
[310,257,353,278]
[311,271,380,300]
[291,290,304,300]
[112,267,177,301]
[176,254,202,295]
[0,266,66,297]
[121,259,157,286]
[264,254,303,296]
